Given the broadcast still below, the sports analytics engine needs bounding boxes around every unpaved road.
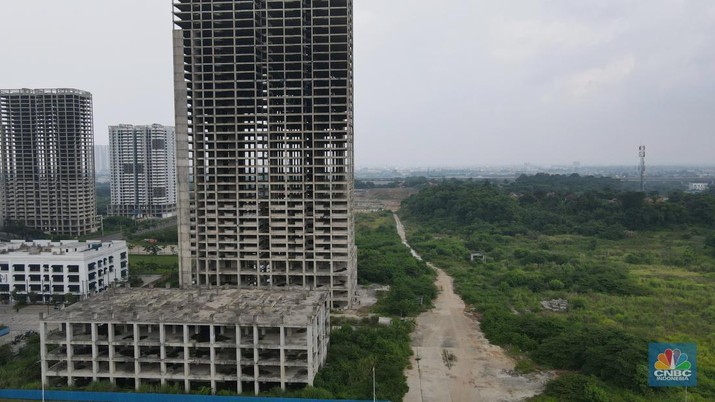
[395,214,552,402]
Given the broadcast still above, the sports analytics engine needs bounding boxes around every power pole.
[639,145,646,192]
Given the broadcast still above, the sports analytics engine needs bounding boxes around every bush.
[624,252,653,264]
[544,373,611,402]
[314,321,413,402]
[531,326,647,391]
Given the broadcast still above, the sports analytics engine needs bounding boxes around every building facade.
[0,240,128,303]
[173,0,357,308]
[40,288,330,394]
[109,124,177,219]
[0,88,98,236]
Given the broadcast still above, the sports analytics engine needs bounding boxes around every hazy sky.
[1,0,713,167]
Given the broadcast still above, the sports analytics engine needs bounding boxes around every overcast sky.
[1,0,713,167]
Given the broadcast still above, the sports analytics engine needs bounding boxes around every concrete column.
[253,325,259,395]
[108,323,115,384]
[159,323,166,387]
[66,322,74,386]
[133,323,140,390]
[91,323,98,381]
[306,324,314,385]
[183,324,190,393]
[39,317,48,388]
[174,28,193,288]
[210,325,216,394]
[280,326,286,390]
[235,324,242,395]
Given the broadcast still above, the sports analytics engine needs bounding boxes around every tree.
[64,293,78,305]
[27,292,40,304]
[10,289,25,309]
[143,244,160,256]
[51,293,65,305]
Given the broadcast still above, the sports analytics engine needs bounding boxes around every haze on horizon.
[0,0,713,167]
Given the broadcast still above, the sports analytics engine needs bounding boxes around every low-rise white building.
[0,240,128,303]
[688,182,709,192]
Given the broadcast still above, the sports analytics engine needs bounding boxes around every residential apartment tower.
[109,124,177,218]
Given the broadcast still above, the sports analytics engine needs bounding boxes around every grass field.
[129,254,178,275]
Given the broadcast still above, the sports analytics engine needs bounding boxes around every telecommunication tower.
[639,145,646,192]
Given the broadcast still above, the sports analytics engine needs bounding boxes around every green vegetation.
[101,216,177,244]
[356,211,437,316]
[0,333,41,389]
[129,254,179,288]
[96,182,111,215]
[129,254,178,275]
[263,320,414,401]
[312,320,413,401]
[400,175,715,401]
[129,226,178,244]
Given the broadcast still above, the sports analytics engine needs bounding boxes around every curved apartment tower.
[173,0,356,308]
[0,88,97,236]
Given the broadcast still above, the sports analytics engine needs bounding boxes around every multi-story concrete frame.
[109,124,177,219]
[0,88,97,236]
[173,0,357,308]
[40,288,330,395]
[0,240,128,303]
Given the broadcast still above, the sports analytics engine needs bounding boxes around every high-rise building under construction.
[0,88,97,236]
[173,0,356,308]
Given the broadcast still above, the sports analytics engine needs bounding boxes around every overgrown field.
[400,175,715,401]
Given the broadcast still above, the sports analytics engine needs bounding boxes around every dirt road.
[396,214,551,402]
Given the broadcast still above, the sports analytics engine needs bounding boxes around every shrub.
[544,373,610,402]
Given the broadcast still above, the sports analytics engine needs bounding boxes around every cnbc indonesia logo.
[649,343,697,387]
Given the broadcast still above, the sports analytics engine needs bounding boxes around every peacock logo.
[649,343,697,387]
[654,348,691,370]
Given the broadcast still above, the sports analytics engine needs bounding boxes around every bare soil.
[355,188,420,212]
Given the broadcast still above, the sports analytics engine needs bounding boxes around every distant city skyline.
[0,0,713,166]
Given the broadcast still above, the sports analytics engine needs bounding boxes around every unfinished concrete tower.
[173,0,356,308]
[0,89,97,236]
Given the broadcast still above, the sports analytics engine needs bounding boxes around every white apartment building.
[109,124,177,219]
[0,240,128,303]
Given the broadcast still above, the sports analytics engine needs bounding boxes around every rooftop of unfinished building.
[42,287,329,327]
[0,88,91,96]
